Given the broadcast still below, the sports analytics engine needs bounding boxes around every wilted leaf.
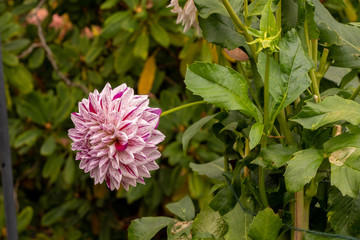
[138,55,156,95]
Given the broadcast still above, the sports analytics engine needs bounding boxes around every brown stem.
[294,190,304,240]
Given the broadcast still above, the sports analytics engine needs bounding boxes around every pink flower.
[167,0,200,33]
[26,8,48,25]
[68,83,165,191]
[49,14,63,30]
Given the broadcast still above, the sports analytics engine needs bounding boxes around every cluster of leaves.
[128,0,360,239]
[0,0,239,238]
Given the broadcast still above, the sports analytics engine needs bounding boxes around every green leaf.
[53,95,74,127]
[340,69,358,89]
[40,136,56,156]
[258,30,312,122]
[249,123,264,150]
[2,38,30,53]
[248,0,269,16]
[42,154,65,184]
[259,0,277,36]
[284,149,324,192]
[15,92,49,125]
[297,0,320,49]
[291,96,360,130]
[101,11,132,39]
[198,14,249,50]
[223,204,254,240]
[62,156,75,185]
[4,64,34,94]
[100,0,119,9]
[128,217,176,240]
[185,62,262,123]
[183,114,217,152]
[41,206,67,226]
[134,31,149,60]
[28,48,45,69]
[2,50,19,67]
[252,144,298,169]
[248,208,283,240]
[150,23,170,47]
[194,0,229,18]
[330,148,360,198]
[85,44,103,65]
[192,207,228,239]
[190,158,225,181]
[328,188,360,237]
[324,133,360,153]
[210,184,237,215]
[17,206,33,232]
[14,129,42,148]
[166,195,195,221]
[12,2,37,15]
[314,0,360,68]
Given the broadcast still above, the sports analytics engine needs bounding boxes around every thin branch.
[18,42,42,59]
[34,0,88,94]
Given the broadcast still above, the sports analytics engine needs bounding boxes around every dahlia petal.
[115,141,128,151]
[147,130,166,145]
[68,82,164,191]
[137,165,151,178]
[145,161,159,171]
[127,136,146,153]
[116,150,134,165]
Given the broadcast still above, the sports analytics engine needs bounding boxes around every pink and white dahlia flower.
[167,0,201,33]
[68,83,165,191]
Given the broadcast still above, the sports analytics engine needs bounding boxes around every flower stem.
[244,0,249,27]
[221,0,258,62]
[237,62,263,113]
[160,101,207,117]
[259,53,271,208]
[294,190,304,240]
[262,53,271,145]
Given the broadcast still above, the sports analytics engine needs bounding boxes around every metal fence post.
[0,35,19,240]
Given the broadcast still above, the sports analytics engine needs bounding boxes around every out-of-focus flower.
[68,83,165,191]
[49,13,63,29]
[26,8,48,25]
[167,0,200,33]
[49,13,73,40]
[82,25,102,39]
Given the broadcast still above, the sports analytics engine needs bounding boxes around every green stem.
[221,0,258,62]
[312,39,318,67]
[244,0,249,27]
[259,53,271,208]
[237,62,263,113]
[310,69,321,102]
[160,101,207,117]
[350,84,360,100]
[259,166,269,207]
[262,53,271,144]
[277,109,294,145]
[276,0,282,31]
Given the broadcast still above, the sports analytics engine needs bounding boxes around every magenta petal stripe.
[68,83,165,191]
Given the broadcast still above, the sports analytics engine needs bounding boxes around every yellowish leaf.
[138,55,156,95]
